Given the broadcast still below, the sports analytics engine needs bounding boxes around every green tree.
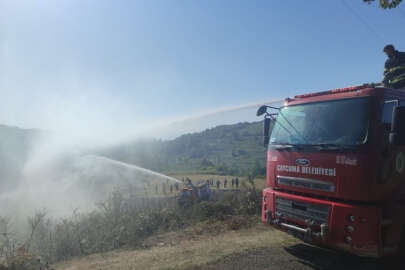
[363,0,402,9]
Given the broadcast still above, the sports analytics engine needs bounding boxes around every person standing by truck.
[383,44,405,89]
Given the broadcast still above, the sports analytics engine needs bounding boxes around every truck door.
[380,97,405,252]
[379,99,399,184]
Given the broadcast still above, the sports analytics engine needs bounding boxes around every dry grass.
[54,222,298,270]
[253,177,266,190]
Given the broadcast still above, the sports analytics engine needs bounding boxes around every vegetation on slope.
[0,175,263,268]
[103,121,266,176]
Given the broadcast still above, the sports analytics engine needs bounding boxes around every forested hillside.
[102,121,266,176]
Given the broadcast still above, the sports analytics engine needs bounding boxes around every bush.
[195,201,234,220]
[225,216,252,230]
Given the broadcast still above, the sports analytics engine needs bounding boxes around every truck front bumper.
[262,188,383,257]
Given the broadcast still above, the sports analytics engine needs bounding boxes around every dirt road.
[187,244,403,270]
[54,222,403,270]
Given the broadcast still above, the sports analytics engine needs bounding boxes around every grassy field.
[142,174,266,198]
[54,220,298,270]
[170,174,266,189]
[171,174,243,185]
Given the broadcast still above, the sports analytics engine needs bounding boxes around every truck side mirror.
[257,104,278,146]
[264,117,273,147]
[389,106,405,145]
[257,105,268,116]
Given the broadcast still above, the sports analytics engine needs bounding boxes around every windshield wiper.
[270,143,304,150]
[309,143,355,150]
[277,112,308,143]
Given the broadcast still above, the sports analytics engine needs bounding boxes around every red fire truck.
[257,84,405,257]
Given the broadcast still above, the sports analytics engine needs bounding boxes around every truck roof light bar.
[294,85,370,99]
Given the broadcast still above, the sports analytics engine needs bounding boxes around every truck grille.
[277,176,335,192]
[275,197,330,225]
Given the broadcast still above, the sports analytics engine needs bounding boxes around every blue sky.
[1,0,404,139]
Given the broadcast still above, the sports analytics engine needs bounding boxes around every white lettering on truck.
[277,165,336,177]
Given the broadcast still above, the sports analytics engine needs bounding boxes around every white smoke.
[0,98,283,219]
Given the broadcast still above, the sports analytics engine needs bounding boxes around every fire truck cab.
[257,84,405,257]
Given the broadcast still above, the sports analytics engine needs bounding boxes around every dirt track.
[54,222,404,270]
[187,244,404,270]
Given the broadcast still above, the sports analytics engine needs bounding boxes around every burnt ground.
[186,243,404,270]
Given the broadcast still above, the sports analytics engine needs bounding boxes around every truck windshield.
[269,97,370,147]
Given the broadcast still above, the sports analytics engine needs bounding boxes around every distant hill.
[0,120,266,196]
[0,121,266,216]
[0,124,43,191]
[102,121,266,176]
